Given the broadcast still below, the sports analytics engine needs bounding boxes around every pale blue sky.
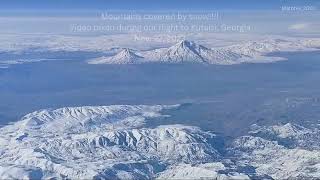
[1,0,319,11]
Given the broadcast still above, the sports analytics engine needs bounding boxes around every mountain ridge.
[87,38,319,65]
[1,105,320,179]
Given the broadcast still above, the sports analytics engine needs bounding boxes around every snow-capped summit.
[171,40,210,53]
[142,40,243,64]
[116,48,143,60]
[88,48,144,64]
[160,40,209,63]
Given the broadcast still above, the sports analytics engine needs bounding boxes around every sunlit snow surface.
[0,105,223,179]
[0,104,320,179]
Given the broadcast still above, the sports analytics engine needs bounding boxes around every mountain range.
[88,39,320,65]
[1,104,320,179]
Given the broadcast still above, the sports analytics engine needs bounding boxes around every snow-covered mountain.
[157,163,250,180]
[0,105,242,179]
[141,40,242,64]
[1,104,320,179]
[248,123,320,150]
[88,38,320,65]
[88,40,246,65]
[225,38,319,57]
[88,48,144,64]
[230,123,320,179]
[142,40,209,63]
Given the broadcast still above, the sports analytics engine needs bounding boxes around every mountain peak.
[117,48,140,58]
[120,48,131,54]
[178,39,193,45]
[175,40,197,49]
[88,48,143,64]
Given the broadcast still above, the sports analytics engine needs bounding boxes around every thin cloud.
[289,23,320,32]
